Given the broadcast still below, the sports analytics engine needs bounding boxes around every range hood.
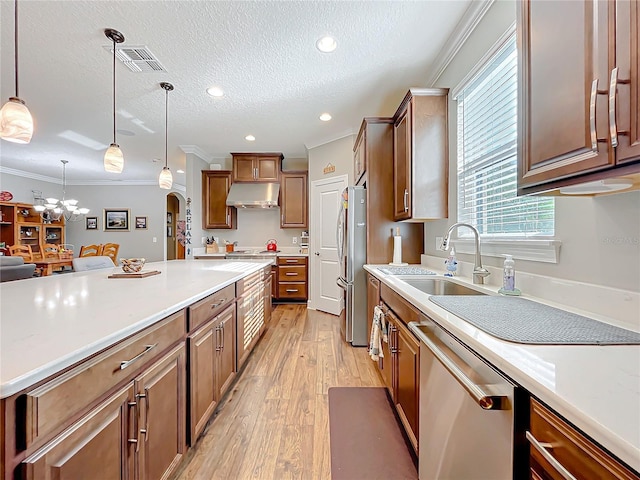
[225,182,280,208]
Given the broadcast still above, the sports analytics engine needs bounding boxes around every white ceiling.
[0,0,479,185]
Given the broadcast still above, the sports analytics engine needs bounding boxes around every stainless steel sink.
[402,278,486,296]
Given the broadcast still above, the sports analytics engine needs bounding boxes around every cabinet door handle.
[215,325,222,352]
[285,272,297,276]
[608,67,630,148]
[526,431,577,480]
[127,400,138,449]
[137,389,150,444]
[120,344,157,370]
[221,323,225,350]
[286,289,299,293]
[403,189,409,212]
[589,79,608,151]
[211,298,226,309]
[285,259,297,263]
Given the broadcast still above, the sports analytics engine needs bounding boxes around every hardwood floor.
[174,304,383,480]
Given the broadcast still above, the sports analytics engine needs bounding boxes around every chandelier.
[34,160,89,222]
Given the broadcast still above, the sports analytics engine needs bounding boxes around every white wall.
[308,135,355,186]
[427,0,640,292]
[0,172,183,262]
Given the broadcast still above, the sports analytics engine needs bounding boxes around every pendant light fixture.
[0,0,33,144]
[158,82,174,190]
[104,28,125,173]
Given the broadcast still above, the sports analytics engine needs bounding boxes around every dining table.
[28,257,74,276]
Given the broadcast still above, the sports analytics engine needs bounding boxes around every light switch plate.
[292,237,298,244]
[435,236,443,250]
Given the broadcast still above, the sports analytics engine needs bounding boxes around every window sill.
[450,238,561,264]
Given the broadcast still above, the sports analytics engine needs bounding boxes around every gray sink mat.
[429,296,640,345]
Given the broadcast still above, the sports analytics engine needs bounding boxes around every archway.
[166,192,186,260]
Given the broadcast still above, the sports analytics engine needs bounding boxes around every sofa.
[0,256,36,282]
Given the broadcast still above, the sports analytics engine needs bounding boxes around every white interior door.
[310,175,348,315]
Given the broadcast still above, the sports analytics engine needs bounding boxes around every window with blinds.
[456,35,554,237]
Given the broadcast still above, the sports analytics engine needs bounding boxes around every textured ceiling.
[0,0,473,184]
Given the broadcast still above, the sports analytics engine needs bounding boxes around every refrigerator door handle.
[336,277,349,290]
[336,203,344,262]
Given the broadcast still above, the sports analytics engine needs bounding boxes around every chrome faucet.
[440,223,490,285]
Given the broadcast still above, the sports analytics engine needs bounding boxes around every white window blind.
[457,35,554,237]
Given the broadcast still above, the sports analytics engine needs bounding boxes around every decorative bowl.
[120,258,146,273]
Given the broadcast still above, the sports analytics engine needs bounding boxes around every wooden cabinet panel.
[188,320,217,443]
[136,343,186,480]
[236,283,264,370]
[366,273,380,351]
[529,398,638,479]
[517,0,640,194]
[216,304,236,399]
[354,129,366,185]
[277,256,306,266]
[280,171,308,228]
[188,284,235,331]
[277,282,308,299]
[274,256,308,300]
[393,89,449,221]
[21,384,135,480]
[24,311,185,449]
[202,171,236,229]
[380,308,395,400]
[395,320,419,452]
[231,153,282,182]
[278,265,306,281]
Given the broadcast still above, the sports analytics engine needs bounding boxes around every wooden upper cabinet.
[231,153,282,182]
[517,0,640,195]
[354,129,366,185]
[280,171,308,228]
[392,89,449,221]
[202,171,236,229]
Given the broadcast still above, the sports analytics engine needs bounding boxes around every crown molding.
[0,166,61,184]
[179,145,213,162]
[426,0,495,87]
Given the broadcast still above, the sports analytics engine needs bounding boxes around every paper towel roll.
[392,235,402,264]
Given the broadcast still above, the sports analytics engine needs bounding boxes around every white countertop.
[0,260,270,399]
[365,264,640,473]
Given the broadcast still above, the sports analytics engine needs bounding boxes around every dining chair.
[72,256,117,272]
[9,244,34,262]
[101,243,119,265]
[79,244,103,257]
[41,243,60,259]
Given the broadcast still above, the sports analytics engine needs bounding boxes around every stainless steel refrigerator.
[336,186,368,346]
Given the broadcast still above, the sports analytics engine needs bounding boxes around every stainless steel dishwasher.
[409,319,515,480]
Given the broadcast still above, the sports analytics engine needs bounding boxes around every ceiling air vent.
[103,45,166,73]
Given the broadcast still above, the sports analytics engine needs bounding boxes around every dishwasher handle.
[420,332,509,410]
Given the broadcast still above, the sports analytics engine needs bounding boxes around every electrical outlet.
[435,236,443,250]
[202,237,207,245]
[292,236,298,244]
[153,237,157,243]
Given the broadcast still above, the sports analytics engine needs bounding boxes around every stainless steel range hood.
[225,183,280,208]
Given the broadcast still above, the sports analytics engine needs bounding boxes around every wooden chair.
[79,244,103,257]
[9,244,33,262]
[41,243,60,259]
[101,243,119,266]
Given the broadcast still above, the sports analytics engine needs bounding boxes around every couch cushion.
[0,256,25,266]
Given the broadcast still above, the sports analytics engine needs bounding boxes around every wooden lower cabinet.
[135,344,186,480]
[529,398,638,480]
[366,273,380,346]
[394,319,419,451]
[188,304,236,443]
[20,384,135,480]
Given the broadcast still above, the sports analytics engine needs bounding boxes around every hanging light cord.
[112,37,117,144]
[165,87,169,168]
[13,0,19,98]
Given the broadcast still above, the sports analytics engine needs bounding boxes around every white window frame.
[451,25,561,264]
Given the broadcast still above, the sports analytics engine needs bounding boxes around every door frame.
[308,174,348,313]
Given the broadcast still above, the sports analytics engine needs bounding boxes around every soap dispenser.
[498,254,521,295]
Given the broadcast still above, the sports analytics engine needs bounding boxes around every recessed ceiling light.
[245,135,255,141]
[316,36,337,53]
[206,86,224,97]
[319,113,332,122]
[176,169,184,174]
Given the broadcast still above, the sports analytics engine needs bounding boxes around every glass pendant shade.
[0,97,33,143]
[104,143,124,173]
[159,166,173,189]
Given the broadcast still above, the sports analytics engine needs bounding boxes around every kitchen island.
[365,264,640,476]
[0,259,271,480]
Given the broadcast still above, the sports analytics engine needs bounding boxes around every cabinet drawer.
[529,398,637,479]
[278,265,306,281]
[189,284,235,331]
[277,256,307,266]
[277,282,307,299]
[23,311,186,448]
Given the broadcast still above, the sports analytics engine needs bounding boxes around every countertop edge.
[364,264,640,473]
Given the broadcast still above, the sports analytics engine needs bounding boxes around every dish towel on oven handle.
[369,305,388,361]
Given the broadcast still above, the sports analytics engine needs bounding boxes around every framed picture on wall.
[167,225,172,237]
[104,209,130,231]
[86,216,98,230]
[167,212,172,224]
[135,216,147,229]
